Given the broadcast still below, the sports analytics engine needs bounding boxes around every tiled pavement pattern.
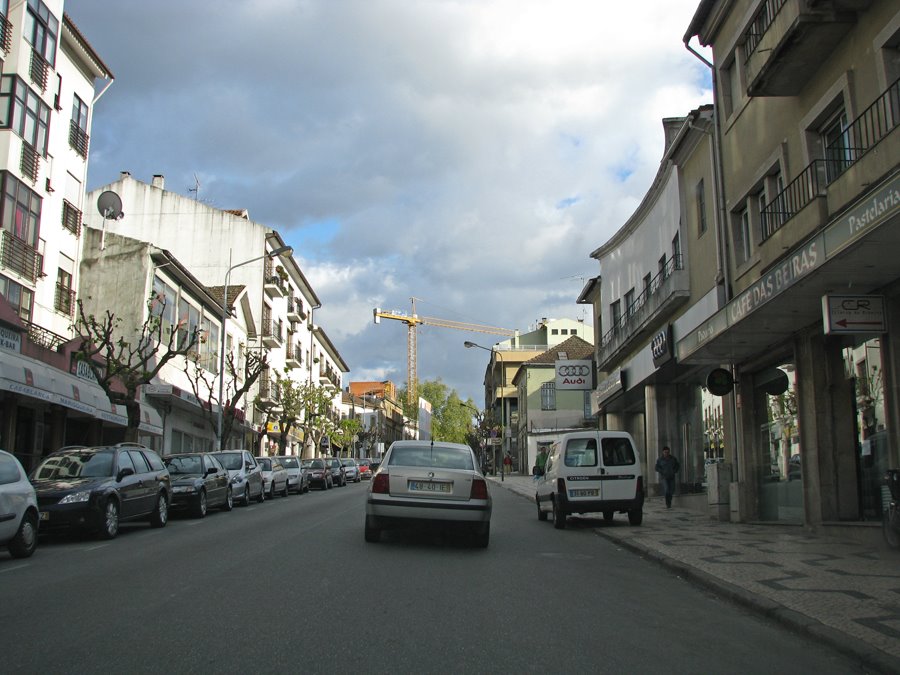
[491,475,900,674]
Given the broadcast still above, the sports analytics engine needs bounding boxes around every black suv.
[31,443,171,539]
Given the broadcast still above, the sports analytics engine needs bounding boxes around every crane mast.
[373,298,515,408]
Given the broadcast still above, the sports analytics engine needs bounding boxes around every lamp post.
[217,245,293,445]
[464,340,506,482]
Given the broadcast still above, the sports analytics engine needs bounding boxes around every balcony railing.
[54,283,75,317]
[1,230,43,283]
[23,319,68,352]
[762,77,899,240]
[743,0,787,63]
[29,49,49,91]
[20,143,39,183]
[600,254,684,349]
[0,15,11,54]
[69,120,89,159]
[62,200,82,236]
[261,317,283,346]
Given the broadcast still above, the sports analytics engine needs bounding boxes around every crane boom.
[373,299,516,408]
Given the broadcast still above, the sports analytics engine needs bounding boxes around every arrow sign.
[823,295,886,335]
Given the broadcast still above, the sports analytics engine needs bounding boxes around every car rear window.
[601,437,636,466]
[387,445,474,470]
[215,452,243,470]
[281,458,299,468]
[564,439,597,467]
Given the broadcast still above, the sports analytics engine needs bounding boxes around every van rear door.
[598,436,639,501]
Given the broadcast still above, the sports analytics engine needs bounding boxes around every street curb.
[491,478,900,675]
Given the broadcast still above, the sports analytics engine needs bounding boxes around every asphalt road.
[1,481,865,674]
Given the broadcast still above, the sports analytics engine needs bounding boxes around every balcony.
[69,120,89,159]
[257,377,276,408]
[761,77,899,247]
[62,200,82,237]
[286,343,302,369]
[743,0,864,97]
[54,284,75,318]
[261,317,283,348]
[0,15,11,54]
[20,143,39,184]
[1,230,43,283]
[263,258,287,298]
[29,49,49,92]
[597,255,689,370]
[286,296,306,322]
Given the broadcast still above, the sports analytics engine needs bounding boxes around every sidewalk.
[489,474,900,674]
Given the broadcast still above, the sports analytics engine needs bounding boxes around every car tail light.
[470,477,488,500]
[636,476,644,498]
[372,473,389,494]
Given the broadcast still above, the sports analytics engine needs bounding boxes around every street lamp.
[217,245,293,444]
[464,340,506,481]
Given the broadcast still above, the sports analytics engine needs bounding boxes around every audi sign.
[555,359,593,390]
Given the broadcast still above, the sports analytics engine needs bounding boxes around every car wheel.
[364,515,381,543]
[536,496,548,521]
[242,485,251,506]
[603,511,614,522]
[473,523,490,548]
[99,499,120,539]
[282,480,289,498]
[628,509,643,526]
[223,486,234,511]
[257,483,266,503]
[552,496,566,530]
[8,510,38,558]
[194,490,208,518]
[150,493,168,528]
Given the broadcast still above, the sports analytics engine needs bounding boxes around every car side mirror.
[117,467,135,481]
[207,467,218,476]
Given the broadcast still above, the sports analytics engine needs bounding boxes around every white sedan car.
[255,457,289,499]
[365,440,492,547]
[0,449,39,558]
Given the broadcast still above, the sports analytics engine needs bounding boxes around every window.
[672,232,682,266]
[565,438,597,467]
[658,254,668,279]
[70,95,89,158]
[600,437,637,466]
[696,179,707,235]
[821,108,851,182]
[25,0,58,67]
[55,267,73,316]
[551,328,558,335]
[116,450,135,474]
[624,288,636,317]
[721,58,740,118]
[734,206,752,264]
[151,276,177,334]
[643,273,652,297]
[0,274,33,321]
[583,390,596,420]
[0,76,51,154]
[540,381,556,410]
[610,300,621,333]
[128,450,150,474]
[1,171,41,246]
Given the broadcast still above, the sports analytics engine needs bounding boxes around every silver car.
[364,440,492,547]
[256,457,289,499]
[0,449,39,558]
[340,457,360,483]
[275,455,309,494]
[212,450,265,506]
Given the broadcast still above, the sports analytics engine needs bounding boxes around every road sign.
[488,437,502,446]
[822,295,886,335]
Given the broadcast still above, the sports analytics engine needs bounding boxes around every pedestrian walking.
[655,445,680,508]
[533,446,549,481]
[503,451,513,475]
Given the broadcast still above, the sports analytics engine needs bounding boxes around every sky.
[69,0,712,406]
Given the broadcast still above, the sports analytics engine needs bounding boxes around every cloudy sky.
[69,0,711,405]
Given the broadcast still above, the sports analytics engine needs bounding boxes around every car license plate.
[570,489,598,497]
[40,511,49,521]
[408,481,451,493]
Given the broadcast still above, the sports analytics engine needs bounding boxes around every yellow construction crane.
[374,298,516,407]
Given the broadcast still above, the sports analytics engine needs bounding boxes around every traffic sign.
[822,295,886,335]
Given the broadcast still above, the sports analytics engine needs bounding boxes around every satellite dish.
[97,191,124,220]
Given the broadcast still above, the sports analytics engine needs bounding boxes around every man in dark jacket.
[655,446,680,509]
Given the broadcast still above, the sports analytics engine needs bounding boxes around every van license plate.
[570,489,598,497]
[409,481,451,493]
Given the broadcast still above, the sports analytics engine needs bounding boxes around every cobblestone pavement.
[490,475,900,674]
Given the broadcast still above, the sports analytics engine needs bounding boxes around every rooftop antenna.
[188,173,201,200]
[96,190,124,251]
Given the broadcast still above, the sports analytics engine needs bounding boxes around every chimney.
[119,171,131,179]
[151,174,165,190]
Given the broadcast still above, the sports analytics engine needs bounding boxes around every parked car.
[365,440,492,547]
[535,431,644,528]
[256,457,289,499]
[275,455,309,494]
[327,457,347,487]
[341,457,361,483]
[357,458,373,480]
[212,450,265,506]
[303,458,333,490]
[0,449,39,558]
[31,443,171,539]
[164,453,233,517]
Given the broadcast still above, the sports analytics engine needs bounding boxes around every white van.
[535,431,644,528]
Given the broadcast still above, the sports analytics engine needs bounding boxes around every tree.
[183,344,271,451]
[74,294,200,443]
[402,378,479,444]
[330,418,362,457]
[258,376,337,457]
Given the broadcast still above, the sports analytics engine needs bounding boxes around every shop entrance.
[756,363,803,522]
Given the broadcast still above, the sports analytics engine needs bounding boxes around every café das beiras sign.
[555,359,592,390]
